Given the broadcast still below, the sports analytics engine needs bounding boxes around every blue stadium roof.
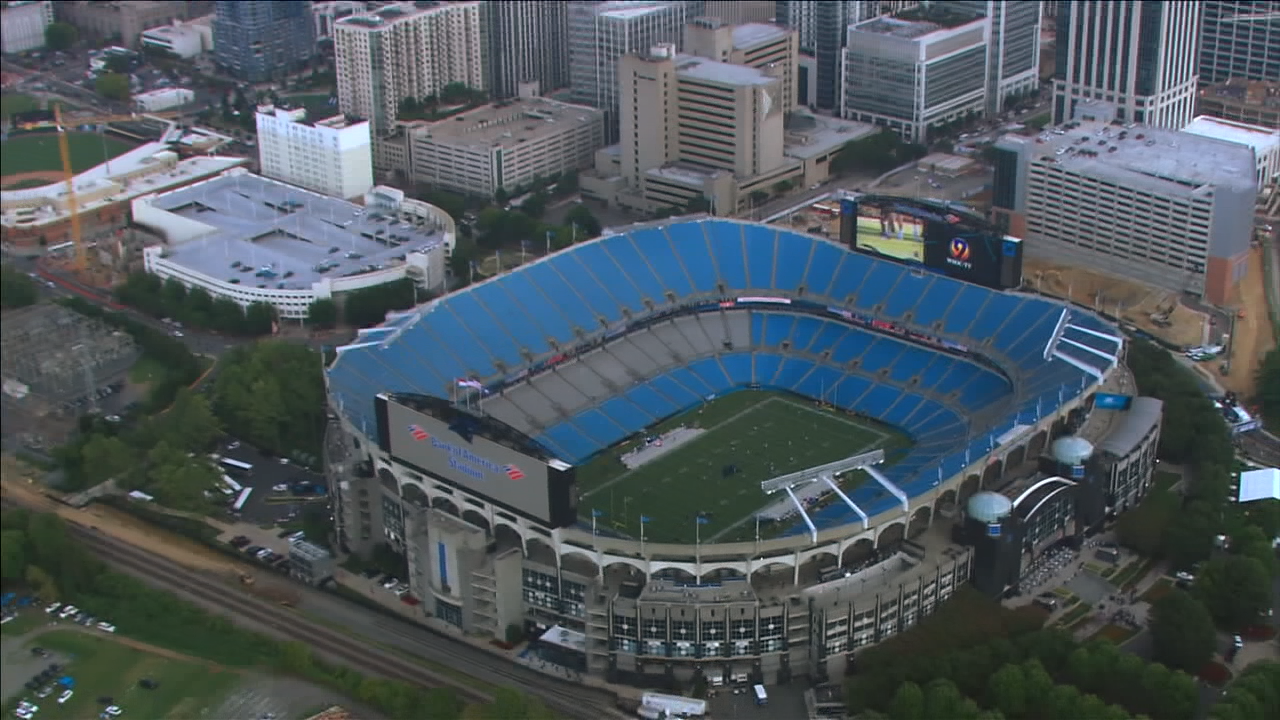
[328,218,1121,529]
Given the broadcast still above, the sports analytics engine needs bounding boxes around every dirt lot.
[1022,257,1209,348]
[1220,245,1275,397]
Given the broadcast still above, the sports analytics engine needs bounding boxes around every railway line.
[1,492,618,719]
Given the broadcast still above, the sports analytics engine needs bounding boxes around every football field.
[575,390,911,544]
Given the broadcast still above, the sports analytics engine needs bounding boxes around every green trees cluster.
[116,273,277,336]
[1211,661,1280,720]
[1148,589,1217,672]
[1258,347,1280,430]
[449,202,602,287]
[55,388,224,509]
[331,277,421,329]
[211,341,325,461]
[1,510,473,720]
[1,265,39,309]
[44,22,78,51]
[831,129,928,177]
[94,72,131,102]
[849,622,1198,717]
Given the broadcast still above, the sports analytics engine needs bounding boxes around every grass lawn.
[1140,577,1173,604]
[2,177,56,190]
[575,389,909,544]
[7,630,240,720]
[1092,624,1139,645]
[128,356,168,384]
[0,132,137,176]
[1,93,40,122]
[1054,603,1092,628]
[0,610,48,637]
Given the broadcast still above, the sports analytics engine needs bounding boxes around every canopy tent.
[1237,468,1279,503]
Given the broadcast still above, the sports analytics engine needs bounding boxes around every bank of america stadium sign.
[407,425,524,481]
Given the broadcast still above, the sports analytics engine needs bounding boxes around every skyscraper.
[1053,1,1203,129]
[775,2,914,110]
[567,1,701,140]
[480,1,570,99]
[950,1,1043,114]
[212,0,315,83]
[1200,1,1280,84]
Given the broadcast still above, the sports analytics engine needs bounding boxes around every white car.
[277,457,290,465]
[45,602,62,615]
[272,484,289,493]
[105,706,123,717]
[58,605,78,619]
[58,689,73,704]
[97,621,116,633]
[16,710,34,720]
[1175,571,1195,583]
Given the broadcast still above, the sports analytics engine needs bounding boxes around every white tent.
[1236,468,1279,503]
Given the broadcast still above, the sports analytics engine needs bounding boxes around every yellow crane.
[50,105,181,274]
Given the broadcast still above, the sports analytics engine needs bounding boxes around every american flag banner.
[408,424,429,441]
[503,464,525,481]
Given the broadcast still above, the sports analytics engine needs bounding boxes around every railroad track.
[1,494,615,719]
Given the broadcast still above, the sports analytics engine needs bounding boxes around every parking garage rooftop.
[140,171,446,290]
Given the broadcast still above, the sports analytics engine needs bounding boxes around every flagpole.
[640,517,646,555]
[546,229,551,255]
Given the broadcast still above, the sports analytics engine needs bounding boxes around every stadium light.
[760,449,885,495]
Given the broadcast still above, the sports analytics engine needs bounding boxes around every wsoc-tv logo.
[407,425,524,481]
[946,237,973,270]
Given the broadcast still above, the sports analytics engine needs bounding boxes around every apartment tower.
[1052,1,1203,129]
[212,0,315,83]
[479,1,570,99]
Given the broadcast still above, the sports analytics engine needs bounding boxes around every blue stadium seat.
[966,294,1023,341]
[773,234,812,292]
[720,354,752,384]
[857,385,902,416]
[910,276,965,327]
[793,364,844,401]
[631,227,695,298]
[1011,309,1066,367]
[669,367,715,398]
[448,292,524,368]
[573,408,629,446]
[424,308,499,378]
[789,316,823,352]
[858,339,904,374]
[831,331,870,364]
[624,381,679,419]
[489,277,566,352]
[809,322,847,355]
[958,373,1010,411]
[993,299,1051,349]
[851,264,904,312]
[753,353,783,385]
[881,272,932,319]
[689,357,733,392]
[522,262,604,333]
[937,362,979,394]
[604,232,670,304]
[885,344,934,384]
[668,223,719,293]
[743,225,778,289]
[827,254,872,301]
[539,423,597,463]
[570,243,646,315]
[938,284,989,336]
[916,355,956,391]
[762,315,796,346]
[649,374,703,409]
[830,374,872,409]
[803,241,843,297]
[880,394,923,428]
[599,397,653,430]
[774,357,814,389]
[707,223,748,289]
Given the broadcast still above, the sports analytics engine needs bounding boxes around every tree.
[95,72,132,102]
[104,53,134,74]
[0,265,39,308]
[1258,347,1280,430]
[986,662,1028,718]
[211,341,326,459]
[307,298,339,329]
[519,191,548,219]
[773,180,794,195]
[0,529,28,579]
[564,204,602,239]
[887,681,926,720]
[244,301,277,336]
[1194,555,1272,629]
[1149,589,1216,672]
[45,22,78,51]
[1212,661,1280,720]
[154,389,222,453]
[79,435,136,485]
[749,190,770,207]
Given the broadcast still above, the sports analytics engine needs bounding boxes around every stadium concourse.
[323,216,1123,679]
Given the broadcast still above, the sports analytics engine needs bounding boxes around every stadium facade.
[325,217,1139,684]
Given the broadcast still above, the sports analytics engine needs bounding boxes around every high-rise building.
[1052,1,1203,129]
[1,1,54,55]
[1197,78,1280,129]
[1200,1,1280,84]
[480,1,570,99]
[684,18,800,111]
[212,0,315,83]
[950,1,1044,114]
[840,9,990,143]
[333,2,485,134]
[567,1,700,139]
[255,104,374,200]
[991,121,1256,305]
[701,1,776,26]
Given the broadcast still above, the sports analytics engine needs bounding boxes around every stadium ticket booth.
[533,624,588,672]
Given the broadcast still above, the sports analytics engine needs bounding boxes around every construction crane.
[50,106,180,275]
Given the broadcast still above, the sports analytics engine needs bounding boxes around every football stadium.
[325,215,1125,682]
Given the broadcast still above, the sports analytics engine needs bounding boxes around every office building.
[1182,116,1280,190]
[991,120,1257,305]
[840,8,990,144]
[685,19,799,111]
[407,98,604,199]
[57,1,212,47]
[134,88,195,112]
[1198,78,1280,129]
[567,1,699,139]
[334,2,485,135]
[1052,1,1203,129]
[1,1,53,55]
[256,104,374,200]
[701,1,775,26]
[212,0,315,83]
[480,1,569,99]
[140,16,215,59]
[950,1,1044,114]
[1200,2,1280,84]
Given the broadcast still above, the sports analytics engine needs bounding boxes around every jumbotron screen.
[839,195,1024,290]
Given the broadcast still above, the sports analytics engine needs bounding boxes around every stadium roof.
[1095,397,1163,458]
[143,171,445,290]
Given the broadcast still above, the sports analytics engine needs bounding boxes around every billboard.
[1093,393,1133,410]
[376,395,577,527]
[840,195,1024,290]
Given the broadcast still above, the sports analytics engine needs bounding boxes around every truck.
[638,692,707,718]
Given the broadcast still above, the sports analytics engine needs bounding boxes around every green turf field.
[576,390,911,544]
[0,131,137,176]
[6,630,240,720]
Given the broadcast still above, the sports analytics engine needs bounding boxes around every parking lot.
[215,441,329,526]
[706,681,809,720]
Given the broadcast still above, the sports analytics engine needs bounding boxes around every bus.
[217,457,254,477]
[221,474,243,493]
[638,693,706,718]
[231,487,253,512]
